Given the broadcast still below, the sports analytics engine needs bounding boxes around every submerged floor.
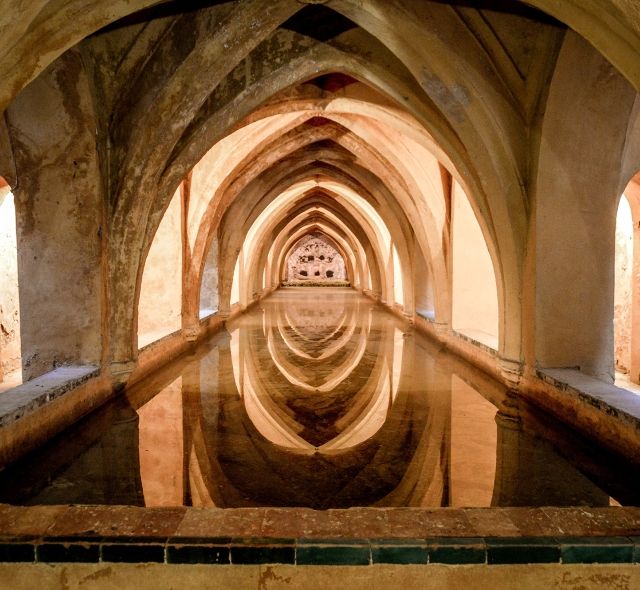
[0,288,637,508]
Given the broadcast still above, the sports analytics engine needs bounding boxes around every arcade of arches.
[0,1,639,480]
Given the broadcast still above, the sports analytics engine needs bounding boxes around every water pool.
[0,289,637,508]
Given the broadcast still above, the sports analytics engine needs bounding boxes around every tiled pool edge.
[1,537,639,566]
[0,506,638,566]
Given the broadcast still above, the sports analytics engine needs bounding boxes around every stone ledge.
[0,506,638,565]
[0,366,99,428]
[452,330,499,355]
[138,329,182,354]
[537,368,640,427]
[280,281,351,287]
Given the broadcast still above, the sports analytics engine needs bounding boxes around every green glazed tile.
[101,543,165,563]
[486,538,559,564]
[430,545,485,564]
[0,544,35,563]
[231,537,295,546]
[560,538,633,564]
[37,543,99,563]
[297,538,369,545]
[371,545,427,564]
[231,545,295,565]
[167,545,229,564]
[296,545,370,565]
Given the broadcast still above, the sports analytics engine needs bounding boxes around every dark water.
[0,289,637,508]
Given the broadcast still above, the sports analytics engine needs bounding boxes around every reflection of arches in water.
[266,328,369,394]
[237,308,391,452]
[277,305,354,357]
[266,302,371,393]
[0,398,145,506]
[280,299,352,346]
[189,329,451,508]
[273,314,358,361]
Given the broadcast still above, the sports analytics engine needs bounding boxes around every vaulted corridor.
[0,1,640,587]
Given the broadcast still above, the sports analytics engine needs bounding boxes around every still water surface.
[0,289,637,508]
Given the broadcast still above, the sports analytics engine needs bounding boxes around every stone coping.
[138,329,183,354]
[451,330,498,356]
[280,281,351,287]
[538,368,640,425]
[416,310,435,321]
[0,366,99,428]
[0,506,639,565]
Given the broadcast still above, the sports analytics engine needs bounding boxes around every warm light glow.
[393,245,404,306]
[614,194,634,376]
[451,182,499,348]
[0,189,22,382]
[137,188,182,348]
[616,194,633,236]
[231,252,241,305]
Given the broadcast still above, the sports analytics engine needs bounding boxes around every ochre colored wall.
[0,562,638,590]
[199,236,219,318]
[6,50,103,381]
[413,241,434,318]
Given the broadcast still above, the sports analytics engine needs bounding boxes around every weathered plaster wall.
[392,245,404,306]
[534,32,637,381]
[0,562,638,590]
[138,188,182,348]
[0,190,21,380]
[614,195,633,372]
[451,182,499,347]
[6,49,103,381]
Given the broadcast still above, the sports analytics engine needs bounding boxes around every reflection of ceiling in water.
[231,292,400,452]
[280,293,351,344]
[203,290,452,507]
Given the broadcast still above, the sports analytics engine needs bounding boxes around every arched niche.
[614,174,640,388]
[198,235,219,320]
[137,187,183,348]
[0,179,21,388]
[451,181,500,349]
